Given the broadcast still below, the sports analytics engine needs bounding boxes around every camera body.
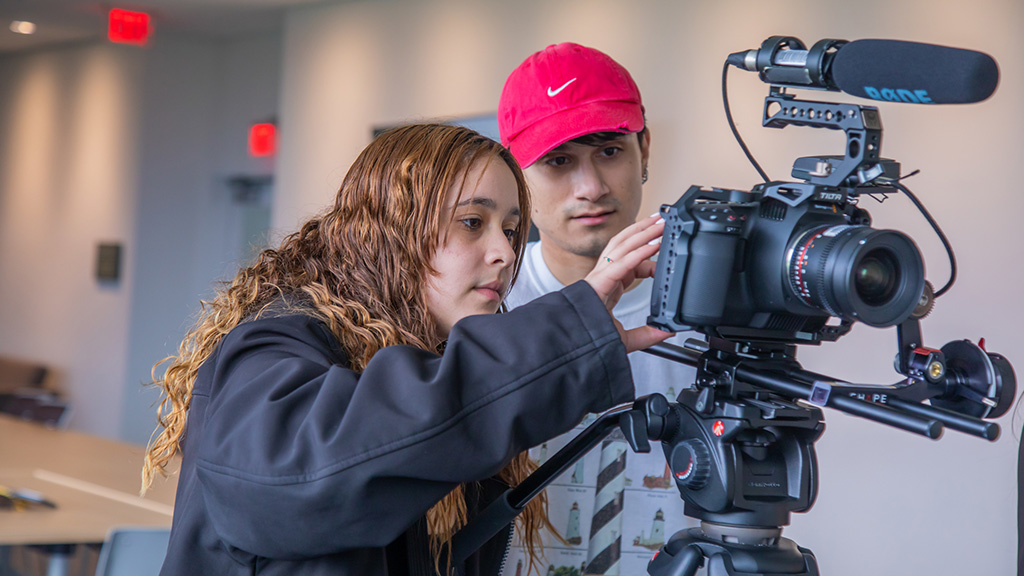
[649,181,925,344]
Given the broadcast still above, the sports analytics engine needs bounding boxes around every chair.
[0,356,68,429]
[94,528,171,576]
[0,357,48,393]
[0,390,70,428]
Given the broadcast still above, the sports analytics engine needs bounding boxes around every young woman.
[142,124,669,575]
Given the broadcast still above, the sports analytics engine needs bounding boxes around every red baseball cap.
[498,43,645,168]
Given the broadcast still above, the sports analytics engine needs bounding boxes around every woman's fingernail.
[655,217,665,225]
[648,236,662,246]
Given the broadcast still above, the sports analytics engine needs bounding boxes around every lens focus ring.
[787,225,924,327]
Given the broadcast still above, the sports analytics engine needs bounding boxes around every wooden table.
[0,415,178,574]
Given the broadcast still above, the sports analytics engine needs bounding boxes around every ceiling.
[0,0,327,54]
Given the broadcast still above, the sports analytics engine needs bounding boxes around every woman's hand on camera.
[584,213,674,353]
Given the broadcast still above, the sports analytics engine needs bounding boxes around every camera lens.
[854,249,899,306]
[788,225,924,326]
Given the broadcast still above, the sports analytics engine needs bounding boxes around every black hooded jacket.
[159,281,634,575]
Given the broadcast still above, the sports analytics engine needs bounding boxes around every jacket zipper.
[497,526,513,576]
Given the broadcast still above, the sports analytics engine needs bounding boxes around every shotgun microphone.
[728,37,999,104]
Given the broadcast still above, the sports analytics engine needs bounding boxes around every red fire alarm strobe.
[249,123,276,157]
[109,9,151,46]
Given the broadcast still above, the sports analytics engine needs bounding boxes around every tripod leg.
[647,543,704,576]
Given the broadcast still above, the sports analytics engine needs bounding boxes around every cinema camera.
[451,37,1015,576]
[646,36,997,343]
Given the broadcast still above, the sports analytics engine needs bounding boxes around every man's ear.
[640,127,652,164]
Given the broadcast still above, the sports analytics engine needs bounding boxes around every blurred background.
[0,0,1020,574]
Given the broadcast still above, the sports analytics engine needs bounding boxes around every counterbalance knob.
[670,439,711,490]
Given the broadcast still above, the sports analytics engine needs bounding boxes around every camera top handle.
[763,89,898,192]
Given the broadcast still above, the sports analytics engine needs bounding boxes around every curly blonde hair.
[143,124,554,573]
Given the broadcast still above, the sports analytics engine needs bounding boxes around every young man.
[497,43,698,576]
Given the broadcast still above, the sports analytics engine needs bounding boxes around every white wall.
[277,0,1023,574]
[0,42,144,438]
[0,30,282,444]
[118,31,282,445]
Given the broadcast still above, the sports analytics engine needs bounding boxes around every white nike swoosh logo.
[547,78,577,97]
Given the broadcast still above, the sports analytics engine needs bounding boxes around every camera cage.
[648,84,917,346]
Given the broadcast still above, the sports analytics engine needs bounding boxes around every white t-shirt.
[500,242,700,576]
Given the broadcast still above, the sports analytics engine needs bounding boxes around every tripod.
[450,330,1013,576]
[644,369,822,576]
[650,524,817,576]
[643,340,822,576]
[642,333,1009,576]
